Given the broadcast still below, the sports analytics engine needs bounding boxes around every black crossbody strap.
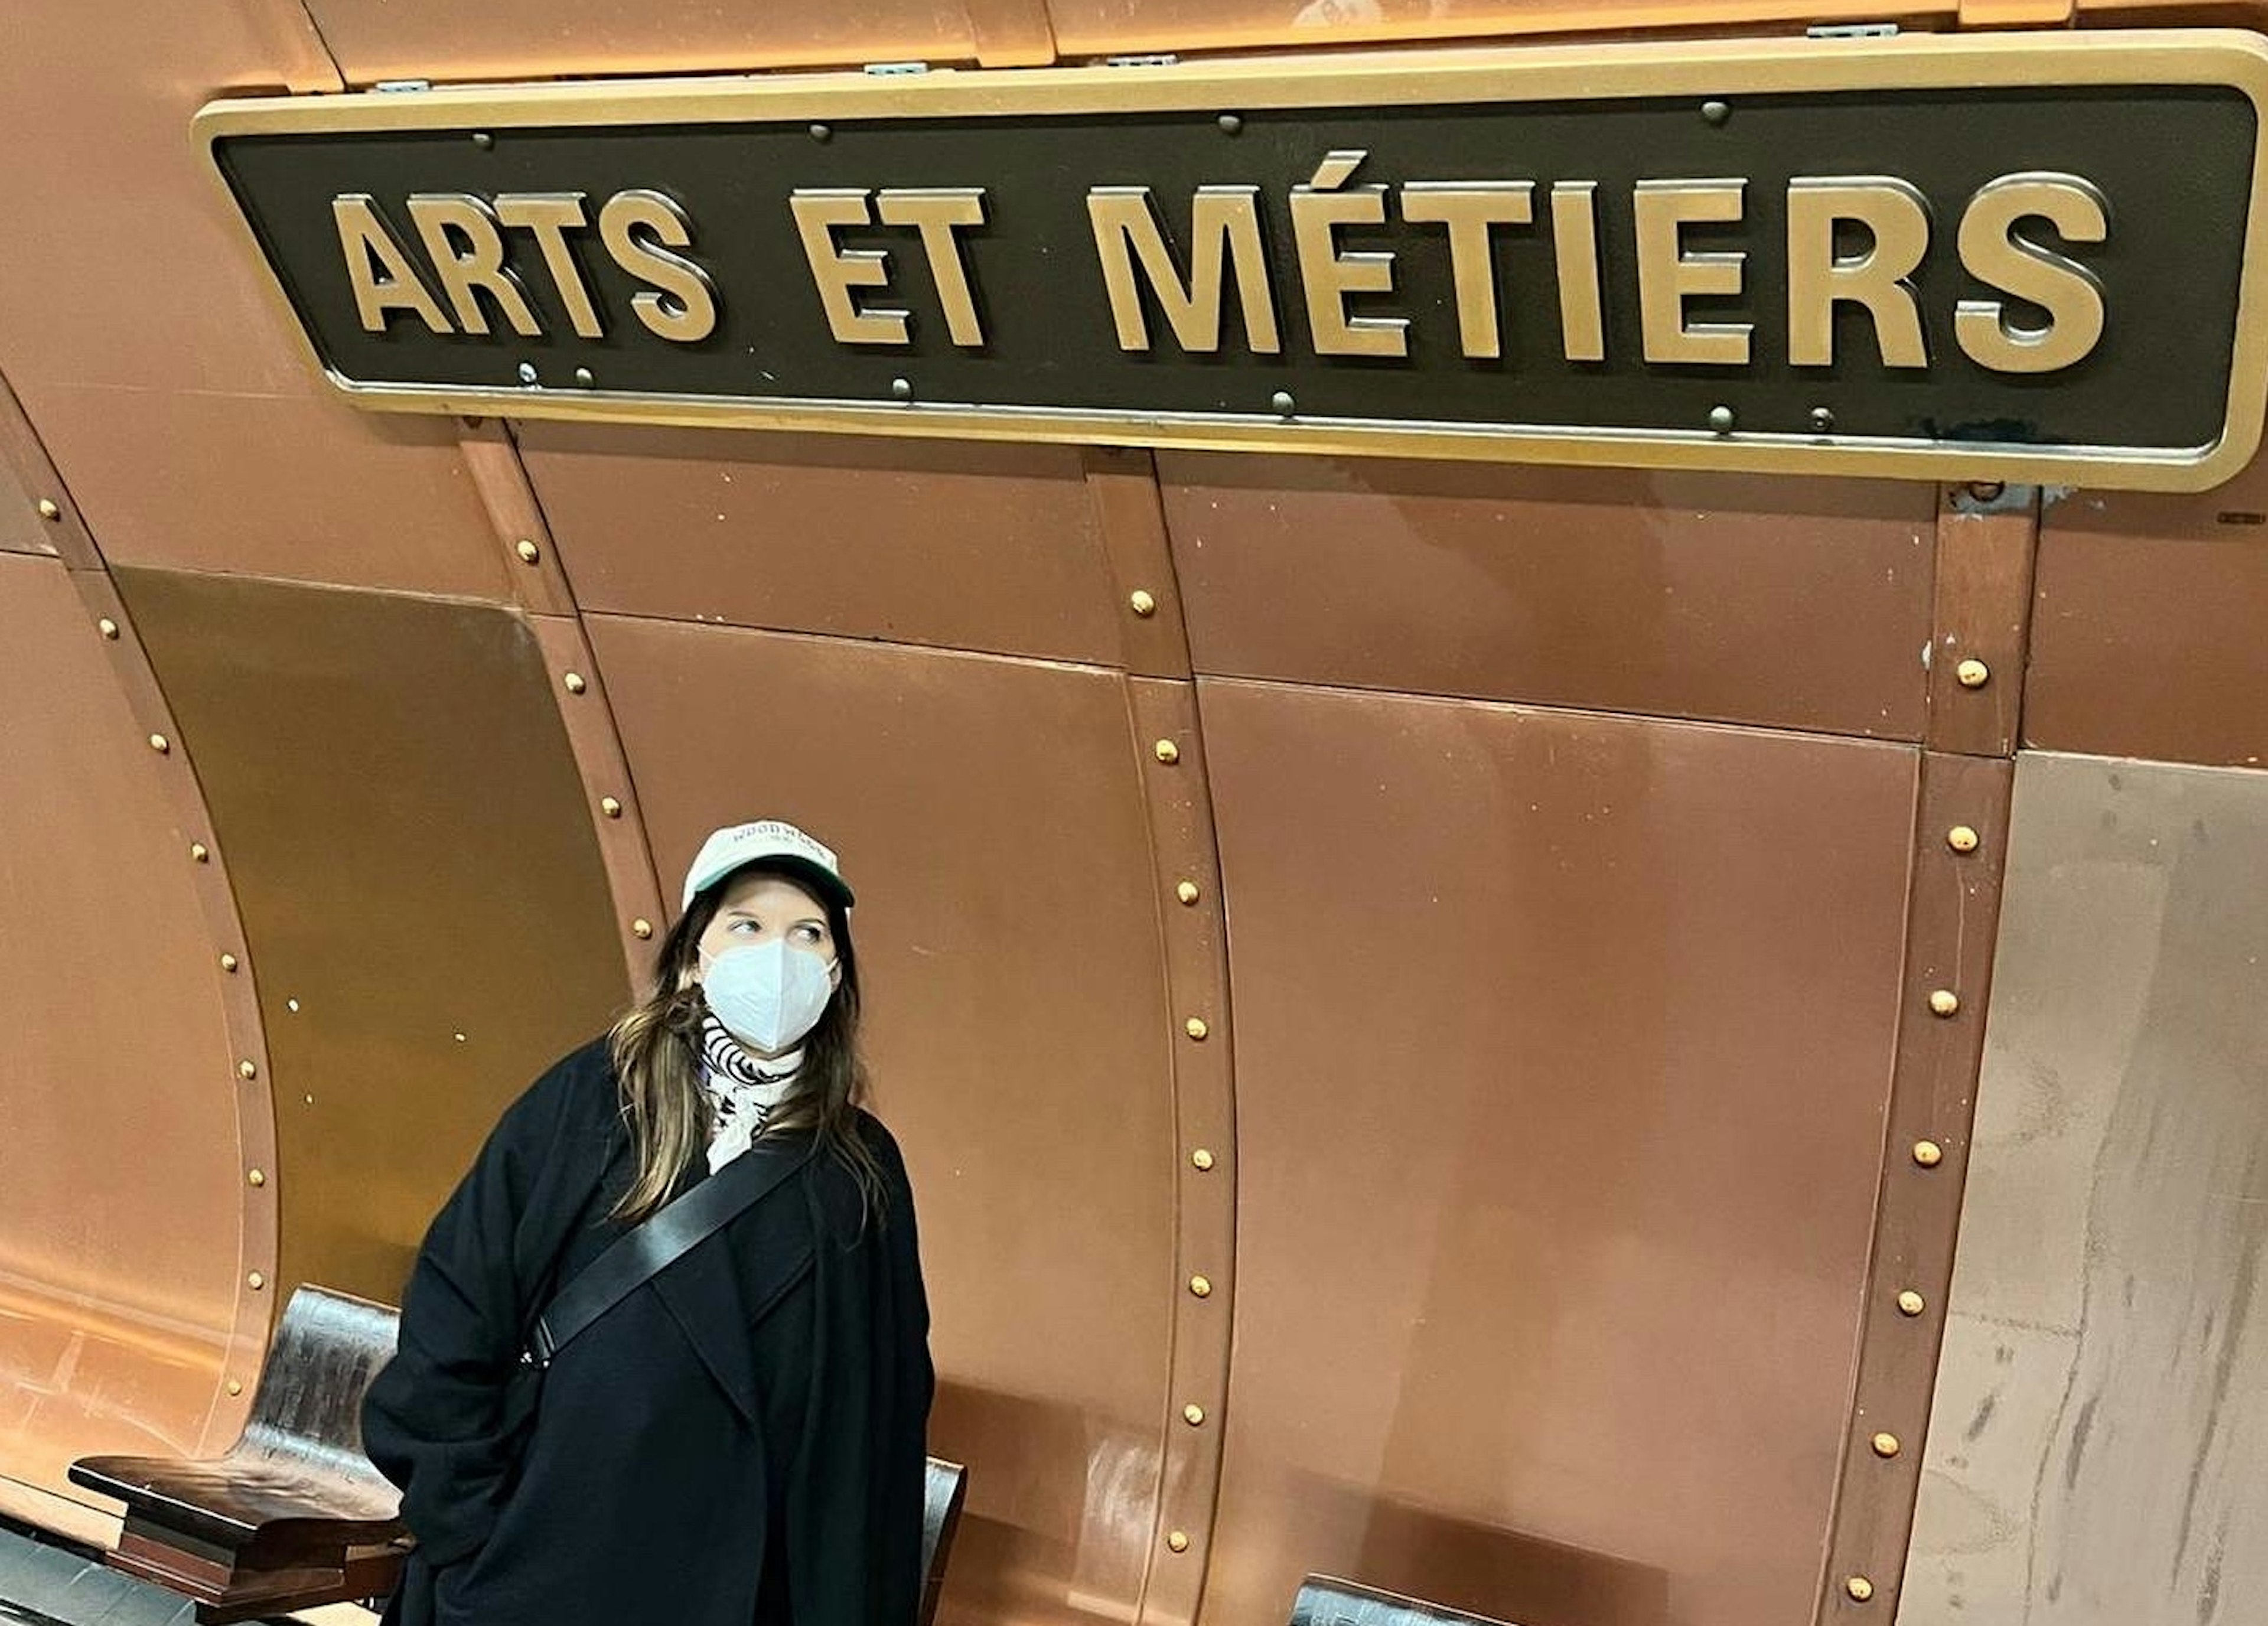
[524,1135,816,1368]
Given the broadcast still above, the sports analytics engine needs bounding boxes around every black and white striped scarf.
[700,1015,801,1171]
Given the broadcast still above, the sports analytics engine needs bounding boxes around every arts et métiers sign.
[198,31,2268,490]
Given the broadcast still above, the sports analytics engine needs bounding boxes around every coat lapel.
[649,1138,816,1425]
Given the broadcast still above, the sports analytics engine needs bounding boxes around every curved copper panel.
[2026,460,2268,768]
[0,553,242,1518]
[1909,751,2268,1625]
[520,426,1119,664]
[301,0,975,84]
[586,612,1175,1626]
[114,568,628,1307]
[1195,676,1917,1626]
[1043,0,1943,58]
[1159,455,1933,739]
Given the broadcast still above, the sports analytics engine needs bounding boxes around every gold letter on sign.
[598,189,718,343]
[790,189,910,346]
[1400,180,1534,360]
[407,193,543,337]
[334,194,452,334]
[1634,178,1751,366]
[875,187,989,347]
[1289,150,1407,359]
[1956,173,2109,374]
[1786,178,1931,369]
[495,192,605,338]
[1087,185,1280,355]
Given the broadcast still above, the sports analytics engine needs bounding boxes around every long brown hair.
[605,862,882,1224]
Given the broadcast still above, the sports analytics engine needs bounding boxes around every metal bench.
[68,1283,967,1624]
[1290,1576,1521,1626]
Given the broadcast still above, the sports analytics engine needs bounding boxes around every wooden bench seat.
[68,1282,968,1624]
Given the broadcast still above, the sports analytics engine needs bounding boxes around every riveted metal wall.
[111,569,630,1309]
[1904,752,2268,1625]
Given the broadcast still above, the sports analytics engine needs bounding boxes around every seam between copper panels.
[961,0,1057,67]
[1087,449,1238,1626]
[255,0,348,91]
[1810,750,2016,1621]
[0,369,279,1459]
[455,419,667,991]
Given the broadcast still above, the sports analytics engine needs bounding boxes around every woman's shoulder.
[493,1032,622,1147]
[849,1104,908,1169]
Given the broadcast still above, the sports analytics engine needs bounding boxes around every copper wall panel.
[1906,752,2268,1625]
[0,5,516,597]
[0,554,242,1520]
[520,426,1119,664]
[586,612,1175,1626]
[113,568,628,1307]
[301,0,975,85]
[1924,491,2036,758]
[1159,455,1933,739]
[1197,676,1918,1626]
[2026,465,2268,769]
[1043,0,1949,59]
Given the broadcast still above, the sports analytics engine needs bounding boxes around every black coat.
[361,1037,934,1626]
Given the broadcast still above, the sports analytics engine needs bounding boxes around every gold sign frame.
[197,30,2268,491]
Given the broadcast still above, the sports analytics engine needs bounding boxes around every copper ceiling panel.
[1159,454,1933,739]
[1196,676,1917,1626]
[2026,462,2268,768]
[1908,751,2268,1624]
[302,0,977,85]
[114,567,628,1309]
[1044,0,1946,58]
[586,612,1175,1626]
[0,449,56,556]
[0,553,242,1513]
[24,386,514,598]
[519,425,1119,663]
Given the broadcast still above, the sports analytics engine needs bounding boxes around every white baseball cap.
[681,819,855,911]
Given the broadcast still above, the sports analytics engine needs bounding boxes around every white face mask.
[700,940,838,1055]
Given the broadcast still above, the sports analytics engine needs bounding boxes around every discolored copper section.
[2026,461,2268,768]
[1814,752,2013,1621]
[1197,676,1917,1626]
[1159,455,1933,738]
[520,425,1119,664]
[0,553,243,1526]
[587,612,1175,1626]
[115,568,629,1308]
[302,0,976,85]
[1908,752,2268,1624]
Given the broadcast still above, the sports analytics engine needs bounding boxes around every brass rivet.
[563,672,587,695]
[516,539,541,565]
[631,918,655,940]
[97,617,120,640]
[148,733,171,754]
[1129,589,1158,618]
[220,953,240,973]
[1191,1148,1216,1171]
[1913,1139,1944,1168]
[1871,1431,1901,1459]
[1175,879,1201,905]
[1188,1274,1213,1298]
[1185,1016,1209,1041]
[1183,1403,1206,1426]
[238,1060,258,1080]
[1166,1530,1191,1553]
[247,1169,266,1187]
[226,1379,245,1397]
[1947,825,1980,853]
[1154,739,1181,765]
[191,842,210,863]
[1955,658,1990,689]
[600,796,624,819]
[36,498,61,522]
[1896,1289,1927,1317]
[247,1272,266,1291]
[1845,1575,1875,1604]
[1928,989,1960,1017]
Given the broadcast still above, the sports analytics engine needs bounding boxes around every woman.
[362,818,933,1626]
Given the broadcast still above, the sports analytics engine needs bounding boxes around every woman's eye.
[793,925,823,944]
[728,919,758,934]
